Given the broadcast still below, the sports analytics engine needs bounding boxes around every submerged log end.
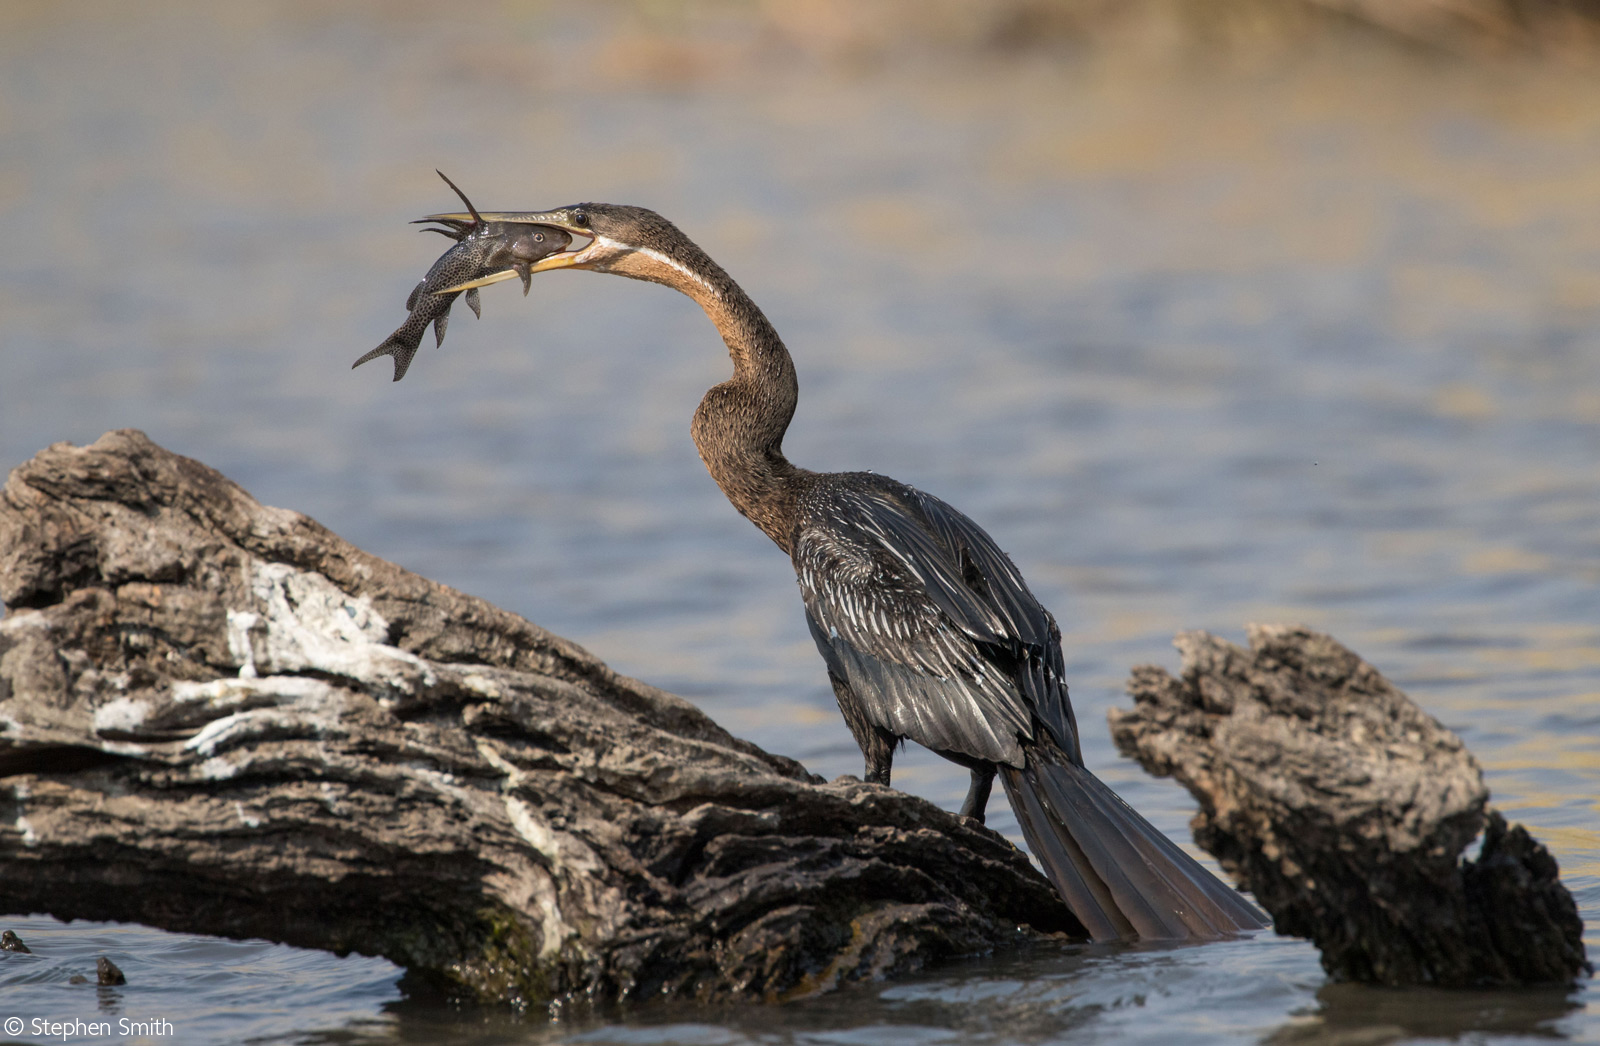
[1463,810,1592,987]
[1111,624,1590,988]
[0,430,1079,1012]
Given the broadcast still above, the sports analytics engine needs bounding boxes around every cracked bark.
[0,430,1079,1011]
[1110,625,1589,987]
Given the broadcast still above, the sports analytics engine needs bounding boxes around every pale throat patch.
[593,234,720,298]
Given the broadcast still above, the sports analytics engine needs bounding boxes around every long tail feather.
[1000,750,1268,941]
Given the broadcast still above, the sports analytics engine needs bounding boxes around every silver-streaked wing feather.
[794,476,1077,767]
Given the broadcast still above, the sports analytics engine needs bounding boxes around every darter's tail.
[1000,747,1268,940]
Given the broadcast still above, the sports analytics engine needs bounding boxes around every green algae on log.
[0,430,1079,1012]
[1111,625,1590,988]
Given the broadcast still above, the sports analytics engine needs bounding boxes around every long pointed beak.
[421,209,579,227]
[424,208,595,294]
[437,252,581,293]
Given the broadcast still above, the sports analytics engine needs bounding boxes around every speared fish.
[353,171,572,382]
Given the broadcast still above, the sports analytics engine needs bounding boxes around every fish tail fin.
[1000,748,1268,941]
[352,331,421,383]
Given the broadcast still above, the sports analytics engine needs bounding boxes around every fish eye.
[533,232,544,242]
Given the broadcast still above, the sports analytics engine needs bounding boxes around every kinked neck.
[682,272,805,552]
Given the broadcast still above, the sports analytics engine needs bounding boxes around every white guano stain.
[199,756,239,781]
[504,795,559,863]
[179,677,347,758]
[234,562,435,693]
[467,742,576,966]
[91,697,151,736]
[227,610,261,678]
[460,674,503,699]
[12,783,36,847]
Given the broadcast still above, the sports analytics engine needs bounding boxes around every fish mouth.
[420,207,599,294]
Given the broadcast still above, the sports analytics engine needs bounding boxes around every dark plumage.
[791,471,1264,940]
[795,473,1067,774]
[363,196,1269,940]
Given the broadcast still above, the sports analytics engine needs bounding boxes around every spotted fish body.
[354,175,572,382]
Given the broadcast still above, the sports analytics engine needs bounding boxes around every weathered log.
[0,430,1079,1011]
[1110,625,1589,987]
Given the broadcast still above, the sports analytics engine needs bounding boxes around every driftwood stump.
[0,430,1079,1011]
[1110,626,1589,987]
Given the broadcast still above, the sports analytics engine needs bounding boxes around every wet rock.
[1110,625,1589,987]
[0,430,1078,1012]
[0,930,29,953]
[96,956,125,985]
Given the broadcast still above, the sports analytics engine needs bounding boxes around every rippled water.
[1,2,1596,1042]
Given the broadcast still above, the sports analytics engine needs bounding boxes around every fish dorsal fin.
[435,170,482,231]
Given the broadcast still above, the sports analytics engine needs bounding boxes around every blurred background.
[1,1,1597,1043]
